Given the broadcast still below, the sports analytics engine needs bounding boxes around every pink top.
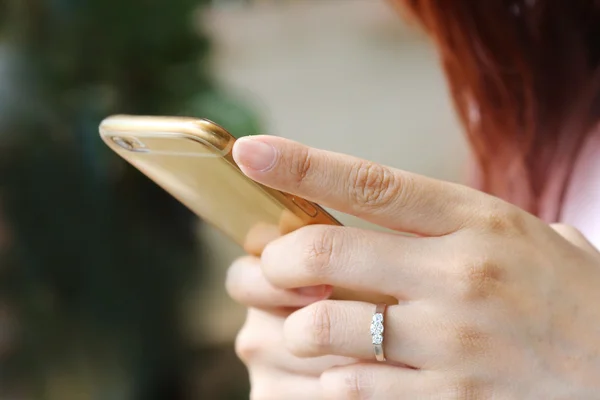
[559,130,600,249]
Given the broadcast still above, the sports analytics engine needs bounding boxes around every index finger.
[233,136,488,236]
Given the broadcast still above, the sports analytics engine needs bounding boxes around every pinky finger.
[250,368,322,400]
[321,364,463,400]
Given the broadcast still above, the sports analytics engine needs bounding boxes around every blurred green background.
[0,0,258,399]
[0,0,468,399]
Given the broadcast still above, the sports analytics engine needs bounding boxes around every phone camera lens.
[112,136,134,150]
[111,136,146,152]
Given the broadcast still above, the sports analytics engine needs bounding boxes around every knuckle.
[455,257,504,301]
[447,323,490,358]
[348,161,401,210]
[445,376,490,400]
[325,367,375,400]
[302,227,340,277]
[478,203,529,237]
[307,301,334,351]
[343,368,375,400]
[289,146,313,186]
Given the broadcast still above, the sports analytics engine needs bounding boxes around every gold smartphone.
[99,115,392,303]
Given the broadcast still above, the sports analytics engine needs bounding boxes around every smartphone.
[99,115,394,303]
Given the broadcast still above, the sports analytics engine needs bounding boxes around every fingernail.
[296,285,332,298]
[234,138,277,171]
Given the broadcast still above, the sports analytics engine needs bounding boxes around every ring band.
[371,303,387,362]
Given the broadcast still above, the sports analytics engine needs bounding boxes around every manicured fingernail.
[296,285,332,298]
[234,138,277,171]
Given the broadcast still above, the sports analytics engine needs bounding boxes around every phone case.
[100,115,396,304]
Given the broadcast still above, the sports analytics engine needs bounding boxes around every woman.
[226,2,600,398]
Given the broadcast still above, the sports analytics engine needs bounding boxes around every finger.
[284,300,483,370]
[551,223,599,254]
[320,364,441,400]
[233,136,483,236]
[237,308,355,377]
[249,367,322,400]
[262,225,454,299]
[244,222,282,256]
[243,210,309,256]
[226,256,332,309]
[321,365,481,400]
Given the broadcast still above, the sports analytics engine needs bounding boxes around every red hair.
[395,1,600,217]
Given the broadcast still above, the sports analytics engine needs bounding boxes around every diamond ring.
[371,303,387,362]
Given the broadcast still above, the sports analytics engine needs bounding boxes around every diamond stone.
[373,313,383,323]
[372,334,383,345]
[370,321,384,335]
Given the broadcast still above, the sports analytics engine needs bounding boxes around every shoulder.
[561,129,600,249]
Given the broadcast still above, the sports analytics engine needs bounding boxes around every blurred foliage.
[0,0,257,399]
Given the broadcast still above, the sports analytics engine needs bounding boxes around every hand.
[232,135,600,399]
[226,256,357,400]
